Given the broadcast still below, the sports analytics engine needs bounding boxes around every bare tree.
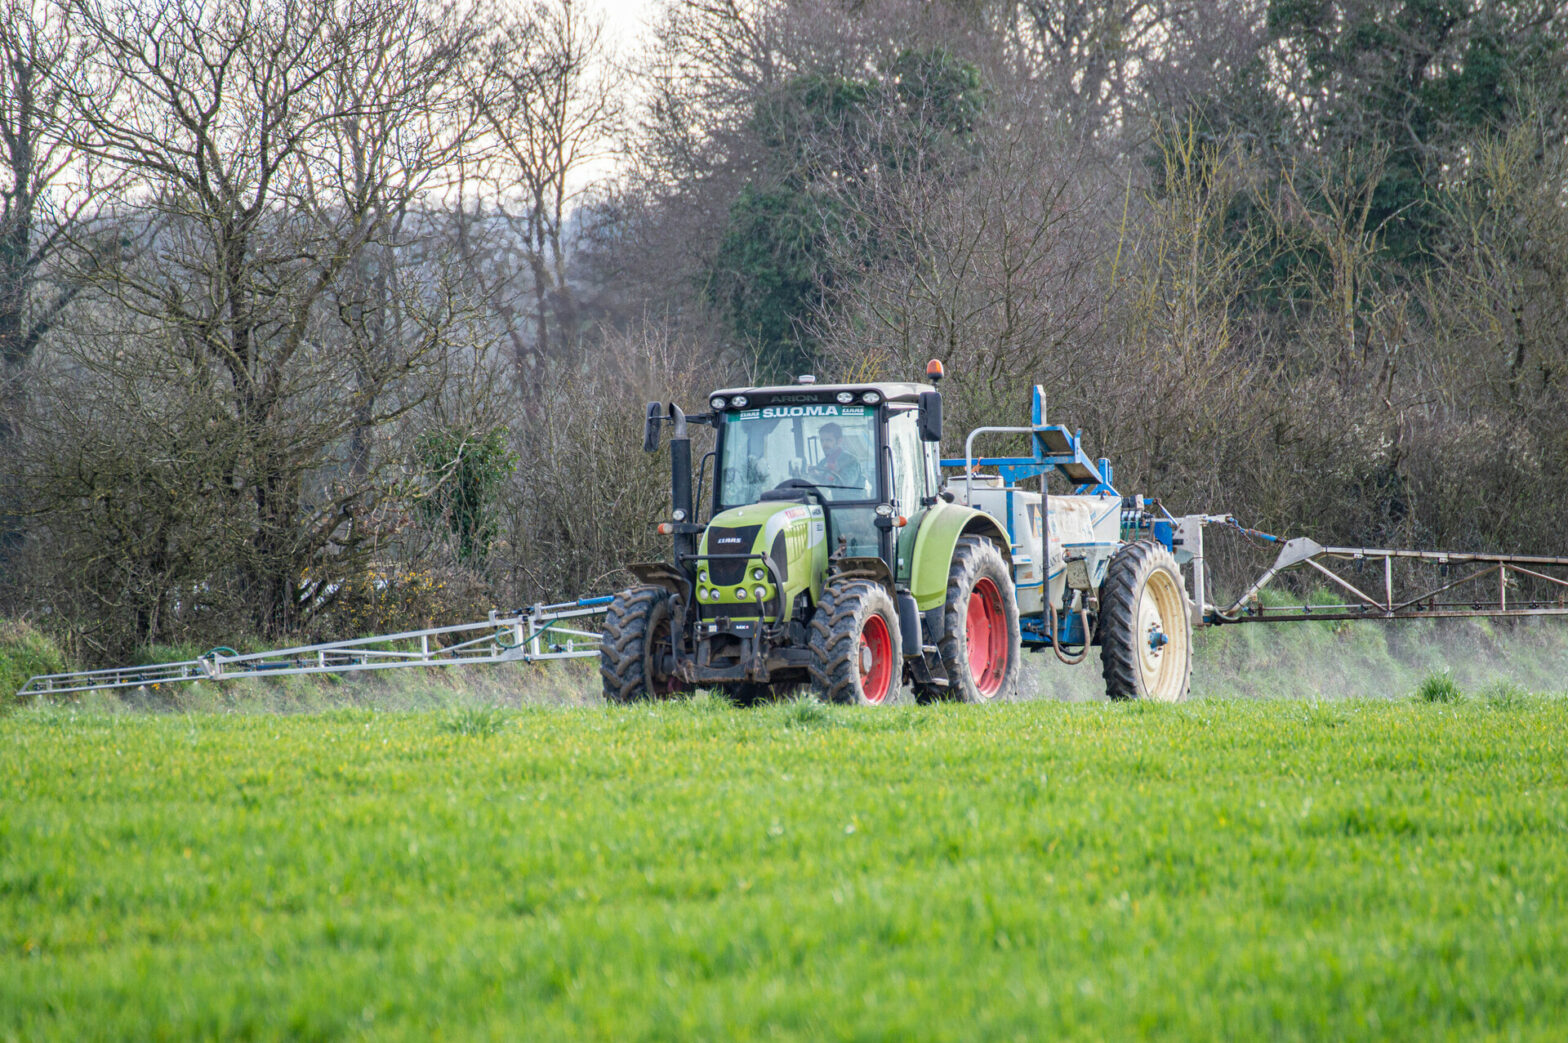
[1092,124,1280,514]
[318,0,485,476]
[816,108,1107,433]
[1003,0,1256,138]
[1430,115,1568,408]
[638,0,787,182]
[1257,147,1408,394]
[459,0,622,376]
[494,316,728,604]
[0,0,120,442]
[52,0,487,638]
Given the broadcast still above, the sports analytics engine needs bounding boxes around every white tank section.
[945,476,1122,613]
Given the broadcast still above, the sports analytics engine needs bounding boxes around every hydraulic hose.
[1046,603,1091,666]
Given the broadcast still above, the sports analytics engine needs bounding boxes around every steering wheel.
[763,477,857,504]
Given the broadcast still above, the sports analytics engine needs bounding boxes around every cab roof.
[706,381,933,408]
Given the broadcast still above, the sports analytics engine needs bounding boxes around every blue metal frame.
[938,385,1117,652]
[1020,610,1088,647]
[939,386,1119,497]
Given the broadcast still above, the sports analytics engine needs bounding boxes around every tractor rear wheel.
[1098,540,1192,702]
[599,586,683,703]
[915,536,1021,703]
[808,580,902,705]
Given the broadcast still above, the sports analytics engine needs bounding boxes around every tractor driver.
[808,421,864,493]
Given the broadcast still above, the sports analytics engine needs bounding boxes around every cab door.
[887,409,930,584]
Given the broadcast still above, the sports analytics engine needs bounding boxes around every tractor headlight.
[710,396,726,410]
[730,395,748,407]
[736,587,748,599]
[836,391,854,404]
[861,391,882,405]
[698,587,710,600]
[754,586,768,602]
[752,567,765,581]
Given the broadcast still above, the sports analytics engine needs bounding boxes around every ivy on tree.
[706,48,984,380]
[416,429,518,565]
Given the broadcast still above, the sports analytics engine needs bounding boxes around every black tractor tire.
[1098,540,1193,702]
[599,586,683,703]
[914,536,1021,703]
[808,579,903,705]
[724,682,800,706]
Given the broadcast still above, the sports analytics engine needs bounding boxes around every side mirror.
[642,401,662,453]
[917,390,943,443]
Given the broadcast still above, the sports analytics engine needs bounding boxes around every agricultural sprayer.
[19,361,1568,703]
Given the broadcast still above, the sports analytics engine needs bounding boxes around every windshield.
[717,404,878,507]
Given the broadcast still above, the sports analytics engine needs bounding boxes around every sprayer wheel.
[914,536,1021,703]
[600,585,683,702]
[1098,540,1193,702]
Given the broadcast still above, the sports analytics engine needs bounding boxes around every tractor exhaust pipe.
[667,403,698,571]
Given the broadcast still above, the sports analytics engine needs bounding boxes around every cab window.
[717,404,878,507]
[887,410,923,512]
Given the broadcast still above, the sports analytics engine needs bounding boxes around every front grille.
[699,603,765,622]
[704,525,760,585]
[698,597,778,622]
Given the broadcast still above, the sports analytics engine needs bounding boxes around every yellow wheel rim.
[1133,567,1190,702]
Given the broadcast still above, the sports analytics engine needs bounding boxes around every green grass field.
[4,695,1566,1040]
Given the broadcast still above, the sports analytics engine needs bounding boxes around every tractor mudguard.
[829,556,894,588]
[909,503,1012,611]
[628,562,692,602]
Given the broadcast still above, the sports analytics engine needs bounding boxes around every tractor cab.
[706,380,942,571]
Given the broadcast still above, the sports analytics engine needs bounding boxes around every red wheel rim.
[966,577,1008,697]
[858,614,894,704]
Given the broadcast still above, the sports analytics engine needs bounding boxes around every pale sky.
[585,0,663,56]
[569,0,664,192]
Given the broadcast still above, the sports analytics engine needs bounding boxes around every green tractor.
[601,365,1023,705]
[601,362,1201,704]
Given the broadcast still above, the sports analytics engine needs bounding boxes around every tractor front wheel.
[916,536,1021,703]
[808,580,902,705]
[1098,540,1193,702]
[600,586,683,703]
